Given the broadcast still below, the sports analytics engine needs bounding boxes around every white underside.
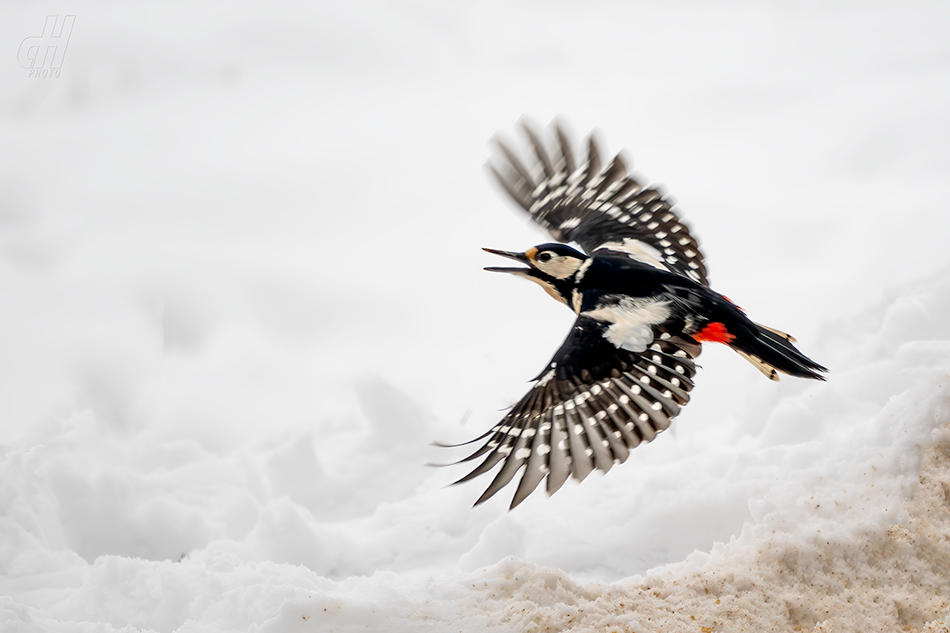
[583,298,672,352]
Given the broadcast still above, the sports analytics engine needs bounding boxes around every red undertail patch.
[695,322,736,344]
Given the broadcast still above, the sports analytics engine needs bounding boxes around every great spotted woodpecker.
[443,120,826,509]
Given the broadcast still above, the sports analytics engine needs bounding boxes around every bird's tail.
[730,321,827,381]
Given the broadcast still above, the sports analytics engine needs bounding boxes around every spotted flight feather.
[488,119,709,285]
[444,316,699,509]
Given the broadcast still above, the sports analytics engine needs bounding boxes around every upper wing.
[488,120,709,286]
[447,315,700,509]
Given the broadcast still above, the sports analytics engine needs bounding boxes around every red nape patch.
[694,322,736,344]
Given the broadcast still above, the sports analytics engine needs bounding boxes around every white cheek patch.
[538,257,582,280]
[598,239,669,272]
[583,299,671,352]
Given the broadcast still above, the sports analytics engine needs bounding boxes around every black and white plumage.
[488,122,708,286]
[444,120,827,510]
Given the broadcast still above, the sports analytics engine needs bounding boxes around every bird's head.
[483,243,588,307]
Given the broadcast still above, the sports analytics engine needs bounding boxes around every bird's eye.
[537,252,553,263]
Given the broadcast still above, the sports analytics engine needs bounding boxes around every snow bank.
[3,268,950,632]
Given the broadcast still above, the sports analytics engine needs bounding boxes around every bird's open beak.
[482,247,532,275]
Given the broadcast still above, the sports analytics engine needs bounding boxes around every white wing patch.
[583,298,671,352]
[597,238,669,272]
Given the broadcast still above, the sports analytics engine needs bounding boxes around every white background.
[2,2,950,631]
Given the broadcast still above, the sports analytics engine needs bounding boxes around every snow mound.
[6,268,948,632]
[468,412,950,633]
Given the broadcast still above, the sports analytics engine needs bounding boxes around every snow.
[2,1,950,631]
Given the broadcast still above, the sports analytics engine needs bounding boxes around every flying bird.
[444,120,827,510]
